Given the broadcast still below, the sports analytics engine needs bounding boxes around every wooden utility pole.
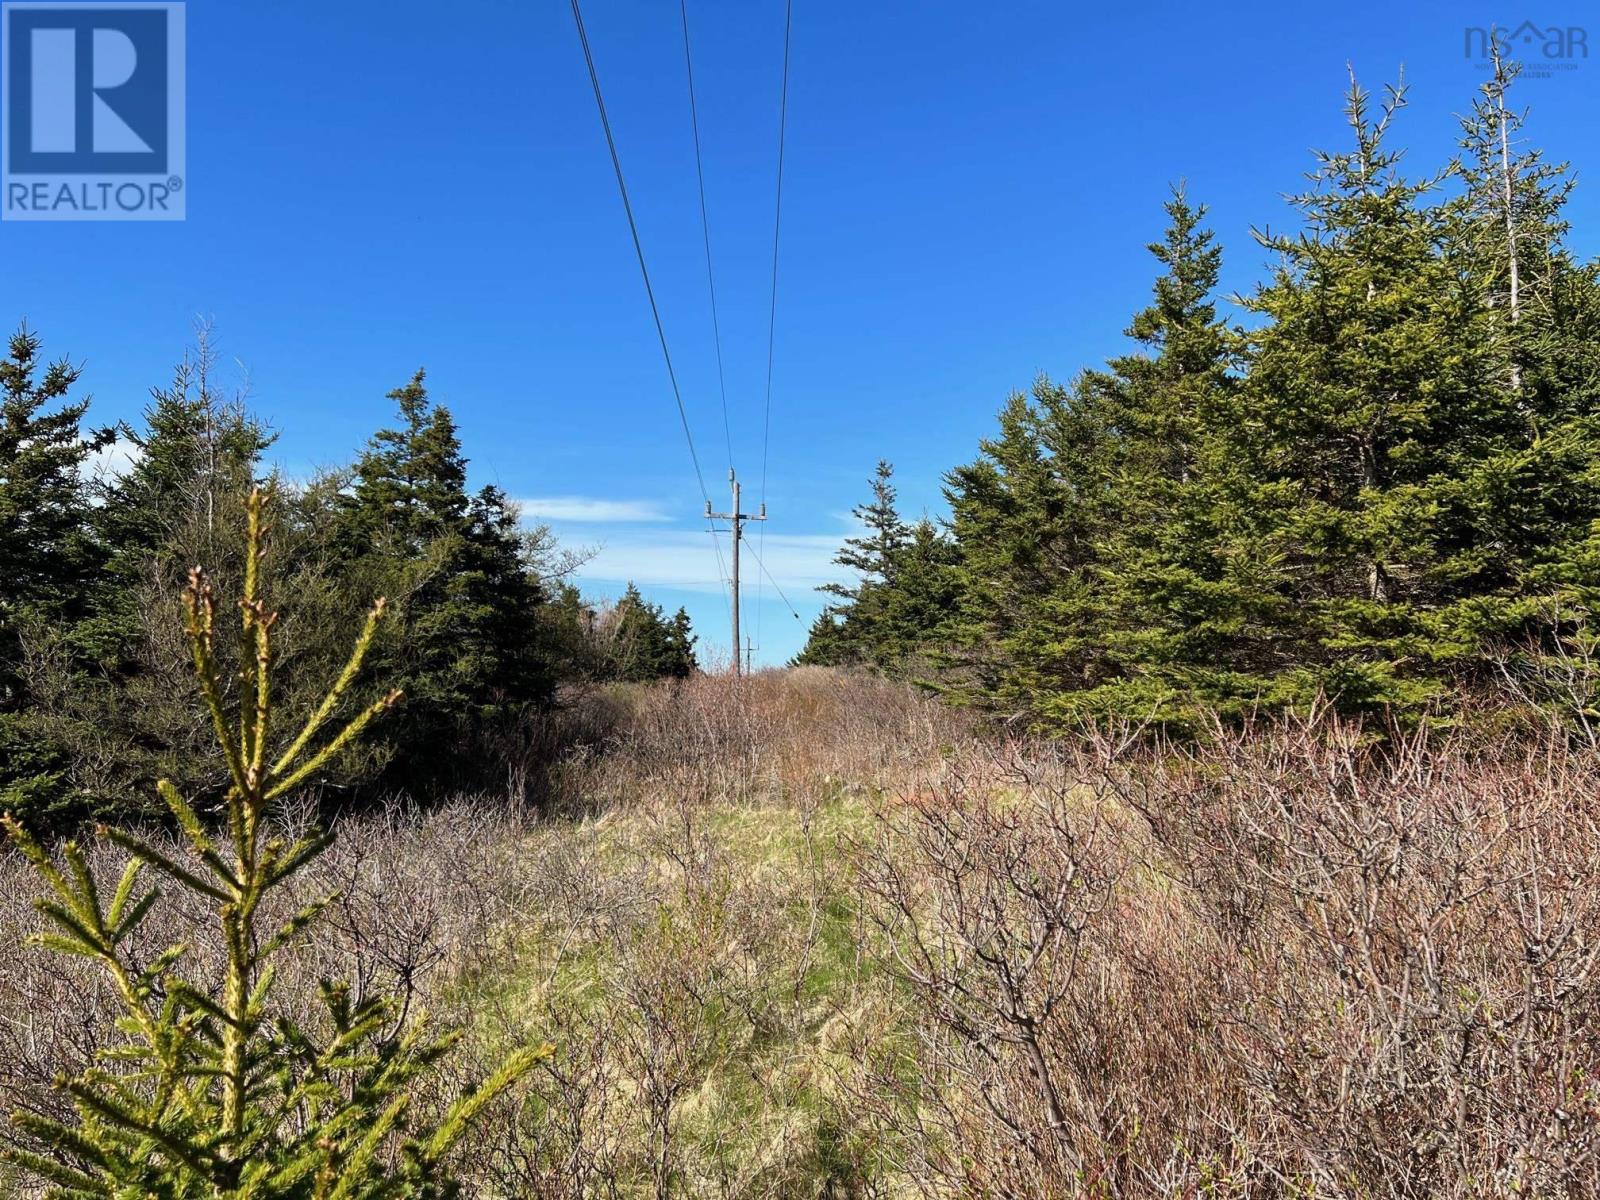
[706,469,765,676]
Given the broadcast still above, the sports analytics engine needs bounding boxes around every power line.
[679,0,734,472]
[567,0,712,507]
[706,524,735,637]
[755,0,794,657]
[742,539,802,621]
[567,0,733,620]
[674,0,737,636]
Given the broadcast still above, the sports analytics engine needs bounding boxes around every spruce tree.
[0,326,111,819]
[341,372,469,552]
[936,193,1240,723]
[942,379,1118,717]
[98,358,272,577]
[1071,188,1239,720]
[1227,74,1496,709]
[604,584,697,681]
[1,488,544,1196]
[92,349,275,669]
[0,325,106,605]
[825,460,911,595]
[1456,34,1573,399]
[665,606,698,679]
[338,372,552,788]
[798,461,912,667]
[1447,38,1600,657]
[793,66,1600,727]
[869,518,961,672]
[24,353,281,826]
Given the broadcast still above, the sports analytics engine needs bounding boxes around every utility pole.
[706,468,765,676]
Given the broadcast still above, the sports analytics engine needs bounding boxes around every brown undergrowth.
[3,671,1598,1196]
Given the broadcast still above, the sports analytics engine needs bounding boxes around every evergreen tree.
[341,372,470,552]
[1456,34,1574,399]
[2,489,543,1196]
[1066,188,1240,720]
[0,326,110,818]
[92,348,275,666]
[824,460,911,598]
[920,66,1600,725]
[543,579,603,680]
[0,326,107,654]
[605,584,697,681]
[23,342,326,829]
[869,518,962,671]
[99,366,270,567]
[796,609,853,668]
[941,379,1117,716]
[337,372,553,787]
[1447,37,1600,656]
[798,461,913,667]
[798,462,959,676]
[1229,75,1501,709]
[666,605,698,678]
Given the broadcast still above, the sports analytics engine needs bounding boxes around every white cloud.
[84,437,141,483]
[572,530,844,595]
[514,496,669,523]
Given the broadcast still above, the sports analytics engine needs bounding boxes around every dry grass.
[4,670,1600,1196]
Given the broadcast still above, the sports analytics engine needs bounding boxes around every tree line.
[800,61,1600,727]
[0,332,696,830]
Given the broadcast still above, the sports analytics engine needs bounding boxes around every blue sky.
[4,0,1597,665]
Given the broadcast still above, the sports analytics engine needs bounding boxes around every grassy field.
[5,669,1600,1197]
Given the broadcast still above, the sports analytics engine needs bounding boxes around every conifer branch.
[422,1041,554,1163]
[265,688,403,801]
[270,597,391,780]
[156,780,236,886]
[3,486,533,1195]
[182,569,252,804]
[101,828,235,903]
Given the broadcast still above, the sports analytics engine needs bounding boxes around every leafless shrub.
[10,670,1600,1196]
[853,750,1239,1198]
[1485,615,1600,748]
[1100,716,1600,1196]
[844,711,1600,1197]
[546,666,971,815]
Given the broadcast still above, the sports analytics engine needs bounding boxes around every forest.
[0,332,697,832]
[3,49,1600,1200]
[800,71,1600,733]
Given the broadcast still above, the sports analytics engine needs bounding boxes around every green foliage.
[796,462,958,674]
[0,324,112,822]
[937,185,1239,719]
[607,584,697,681]
[544,581,699,683]
[69,348,280,817]
[821,57,1600,729]
[335,371,556,790]
[0,325,108,634]
[5,337,405,829]
[0,487,545,1197]
[0,326,702,827]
